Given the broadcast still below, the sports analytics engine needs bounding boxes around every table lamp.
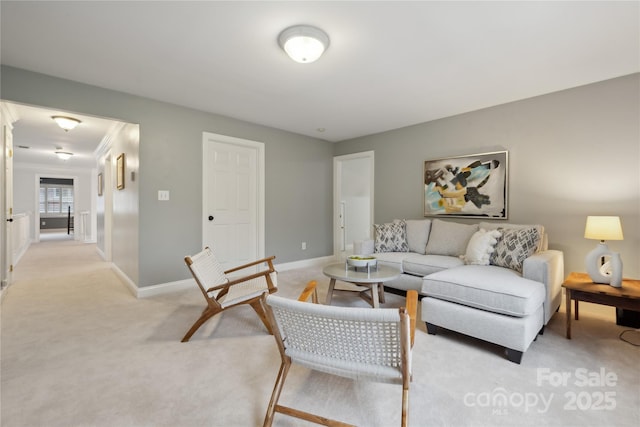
[584,216,624,287]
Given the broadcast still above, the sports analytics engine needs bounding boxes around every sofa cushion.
[403,254,464,277]
[421,265,545,317]
[374,221,409,253]
[404,219,431,255]
[490,227,541,273]
[425,219,479,257]
[372,252,408,272]
[462,228,502,265]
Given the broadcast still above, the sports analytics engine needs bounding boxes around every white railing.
[12,212,31,266]
[79,211,91,242]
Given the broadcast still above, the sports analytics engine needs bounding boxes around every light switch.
[158,190,170,201]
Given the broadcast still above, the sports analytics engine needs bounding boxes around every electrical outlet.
[301,242,307,250]
[158,190,170,201]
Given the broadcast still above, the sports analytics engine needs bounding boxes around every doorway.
[36,176,76,242]
[202,132,265,272]
[333,151,375,258]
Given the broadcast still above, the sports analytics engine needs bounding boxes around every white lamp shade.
[278,25,329,63]
[584,216,623,241]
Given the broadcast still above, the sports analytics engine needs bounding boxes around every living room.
[1,2,639,426]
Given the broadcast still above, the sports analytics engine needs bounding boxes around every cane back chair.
[181,247,277,342]
[262,281,418,427]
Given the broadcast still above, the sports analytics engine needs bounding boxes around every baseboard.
[275,255,336,272]
[111,263,138,297]
[131,255,337,298]
[137,278,195,298]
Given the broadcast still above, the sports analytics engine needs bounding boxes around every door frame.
[333,151,375,258]
[34,174,79,242]
[1,103,17,292]
[202,132,265,260]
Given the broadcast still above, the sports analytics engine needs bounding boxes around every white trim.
[136,278,195,298]
[111,262,138,297]
[133,255,337,298]
[333,151,375,259]
[275,255,336,272]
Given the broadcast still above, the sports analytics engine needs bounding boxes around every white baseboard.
[131,255,337,298]
[275,255,336,272]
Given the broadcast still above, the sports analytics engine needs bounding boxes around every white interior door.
[334,151,375,258]
[202,132,264,272]
[2,122,14,290]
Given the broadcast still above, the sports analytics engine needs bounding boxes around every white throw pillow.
[425,219,479,257]
[462,228,502,265]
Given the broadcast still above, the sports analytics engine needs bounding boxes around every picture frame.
[117,153,125,190]
[97,173,103,196]
[424,150,508,219]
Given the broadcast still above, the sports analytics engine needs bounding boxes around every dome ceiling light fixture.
[55,147,73,160]
[51,115,81,131]
[278,25,329,64]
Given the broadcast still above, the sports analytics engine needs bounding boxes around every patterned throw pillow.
[490,227,541,273]
[374,221,409,253]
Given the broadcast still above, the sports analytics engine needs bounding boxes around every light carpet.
[1,240,638,426]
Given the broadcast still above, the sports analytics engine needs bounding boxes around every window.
[40,184,74,215]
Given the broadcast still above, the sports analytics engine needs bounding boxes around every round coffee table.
[322,262,402,308]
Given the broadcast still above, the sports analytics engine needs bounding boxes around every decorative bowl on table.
[347,255,377,268]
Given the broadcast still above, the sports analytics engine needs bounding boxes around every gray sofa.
[357,218,564,363]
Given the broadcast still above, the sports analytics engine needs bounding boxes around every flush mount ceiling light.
[55,150,73,160]
[278,25,329,63]
[52,115,81,131]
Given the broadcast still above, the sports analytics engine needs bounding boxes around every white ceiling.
[2,1,639,167]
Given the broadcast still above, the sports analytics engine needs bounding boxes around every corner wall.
[2,66,334,288]
[334,74,640,278]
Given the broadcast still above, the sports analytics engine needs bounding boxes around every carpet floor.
[1,239,638,426]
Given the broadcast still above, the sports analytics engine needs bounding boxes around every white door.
[202,132,264,272]
[334,151,375,258]
[2,122,14,290]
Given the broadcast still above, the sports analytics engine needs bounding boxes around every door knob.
[208,216,214,221]
[6,218,13,222]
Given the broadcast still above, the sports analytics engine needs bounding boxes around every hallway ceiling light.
[278,25,329,63]
[55,151,73,160]
[52,115,81,131]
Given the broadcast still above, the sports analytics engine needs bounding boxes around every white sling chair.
[262,281,418,427]
[181,247,277,342]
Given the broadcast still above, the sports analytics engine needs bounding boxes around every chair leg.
[401,386,409,427]
[181,307,219,342]
[250,299,274,335]
[264,361,291,427]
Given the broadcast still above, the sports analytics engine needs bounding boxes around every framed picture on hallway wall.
[424,150,508,219]
[98,173,103,196]
[117,153,125,190]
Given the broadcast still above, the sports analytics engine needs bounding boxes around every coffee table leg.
[566,289,572,339]
[326,278,336,305]
[378,282,385,303]
[371,283,380,308]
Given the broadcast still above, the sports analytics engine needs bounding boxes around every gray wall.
[335,74,640,278]
[2,66,334,288]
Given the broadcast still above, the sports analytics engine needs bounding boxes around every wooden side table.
[562,272,640,339]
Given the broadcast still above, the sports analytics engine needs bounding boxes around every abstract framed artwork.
[117,153,125,190]
[424,150,508,219]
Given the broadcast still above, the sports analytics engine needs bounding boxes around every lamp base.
[585,243,622,288]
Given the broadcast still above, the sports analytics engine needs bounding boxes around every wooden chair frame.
[181,247,277,342]
[262,281,418,427]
